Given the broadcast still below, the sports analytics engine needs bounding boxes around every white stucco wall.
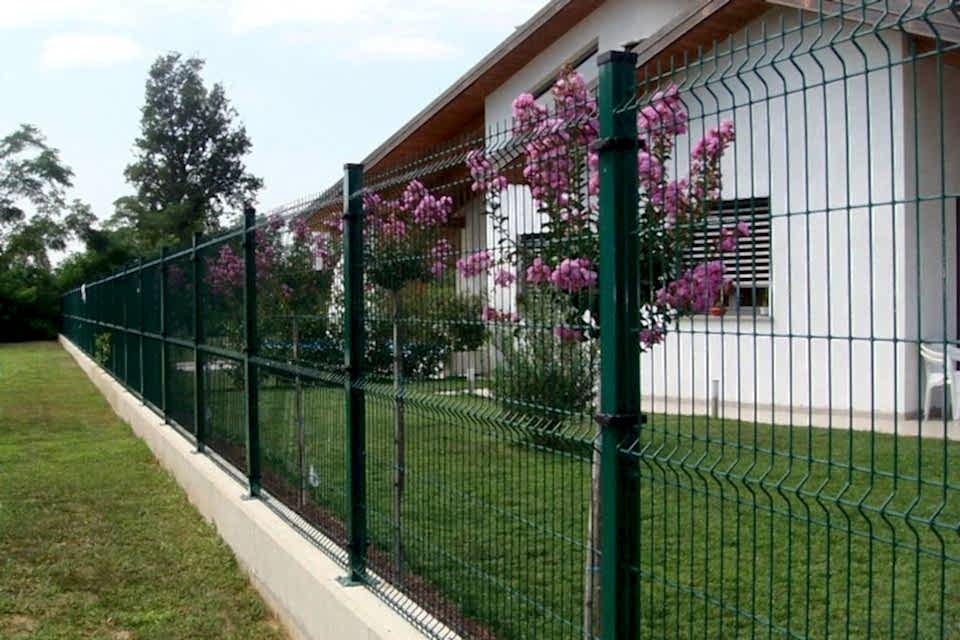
[641,9,918,424]
[484,0,699,125]
[893,52,960,421]
[461,2,958,426]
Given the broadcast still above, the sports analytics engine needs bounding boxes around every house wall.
[900,53,960,414]
[468,0,701,322]
[459,3,957,427]
[484,0,700,126]
[639,9,918,425]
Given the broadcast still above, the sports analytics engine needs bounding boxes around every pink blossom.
[363,193,383,215]
[689,121,736,202]
[380,217,406,238]
[656,260,728,313]
[717,222,751,253]
[481,306,519,322]
[289,215,311,242]
[550,257,597,292]
[493,268,516,287]
[206,245,243,296]
[587,151,600,197]
[429,238,453,277]
[412,193,453,227]
[637,151,664,189]
[639,325,666,348]
[400,180,428,211]
[637,84,687,145]
[313,235,331,270]
[525,257,553,285]
[512,93,548,135]
[280,284,293,303]
[553,326,585,343]
[649,179,690,227]
[514,69,598,205]
[456,250,493,278]
[466,149,509,193]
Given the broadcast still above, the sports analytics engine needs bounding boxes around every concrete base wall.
[60,336,427,640]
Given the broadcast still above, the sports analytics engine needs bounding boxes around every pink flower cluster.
[717,221,751,253]
[637,85,687,145]
[466,150,508,193]
[511,69,598,205]
[380,218,406,238]
[637,151,664,190]
[525,257,553,285]
[493,268,515,287]
[553,326,584,343]
[430,238,452,277]
[206,244,243,296]
[289,215,312,242]
[649,179,690,228]
[656,260,728,313]
[404,180,453,226]
[549,257,597,292]
[456,250,493,278]
[690,121,736,202]
[365,180,453,240]
[638,325,667,349]
[481,306,519,322]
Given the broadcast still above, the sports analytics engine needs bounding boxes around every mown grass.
[203,368,960,639]
[0,342,288,640]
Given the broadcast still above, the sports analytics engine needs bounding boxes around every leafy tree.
[55,225,138,292]
[0,124,94,340]
[0,124,93,271]
[117,53,263,250]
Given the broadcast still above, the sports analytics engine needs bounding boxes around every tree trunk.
[293,316,306,510]
[583,385,602,639]
[392,290,405,584]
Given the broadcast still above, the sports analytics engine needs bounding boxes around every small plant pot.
[709,305,727,317]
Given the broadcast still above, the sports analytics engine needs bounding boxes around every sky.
[0,0,544,224]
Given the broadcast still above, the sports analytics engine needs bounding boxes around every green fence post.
[122,264,129,387]
[192,231,205,452]
[594,49,640,640]
[138,257,145,399]
[160,246,169,423]
[341,163,367,585]
[243,206,261,496]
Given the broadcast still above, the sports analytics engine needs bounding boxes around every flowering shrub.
[466,68,746,351]
[202,212,340,357]
[364,180,453,292]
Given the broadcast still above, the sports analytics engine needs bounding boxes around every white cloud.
[226,0,541,34]
[0,0,213,29]
[345,34,460,61]
[40,33,143,69]
[228,0,380,33]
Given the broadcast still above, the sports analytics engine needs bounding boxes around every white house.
[313,0,959,434]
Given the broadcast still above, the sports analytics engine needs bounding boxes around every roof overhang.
[306,0,958,220]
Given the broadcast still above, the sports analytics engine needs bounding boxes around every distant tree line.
[0,53,262,341]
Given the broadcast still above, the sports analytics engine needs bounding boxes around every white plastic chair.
[920,343,960,420]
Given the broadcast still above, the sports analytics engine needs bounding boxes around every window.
[687,197,772,311]
[518,198,772,312]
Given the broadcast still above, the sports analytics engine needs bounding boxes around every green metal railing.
[61,3,958,638]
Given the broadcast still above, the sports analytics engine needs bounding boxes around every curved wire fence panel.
[617,4,960,640]
[59,4,959,638]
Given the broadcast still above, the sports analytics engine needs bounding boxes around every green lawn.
[203,368,960,639]
[0,342,287,640]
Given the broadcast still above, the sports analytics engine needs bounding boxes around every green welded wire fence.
[61,2,959,638]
